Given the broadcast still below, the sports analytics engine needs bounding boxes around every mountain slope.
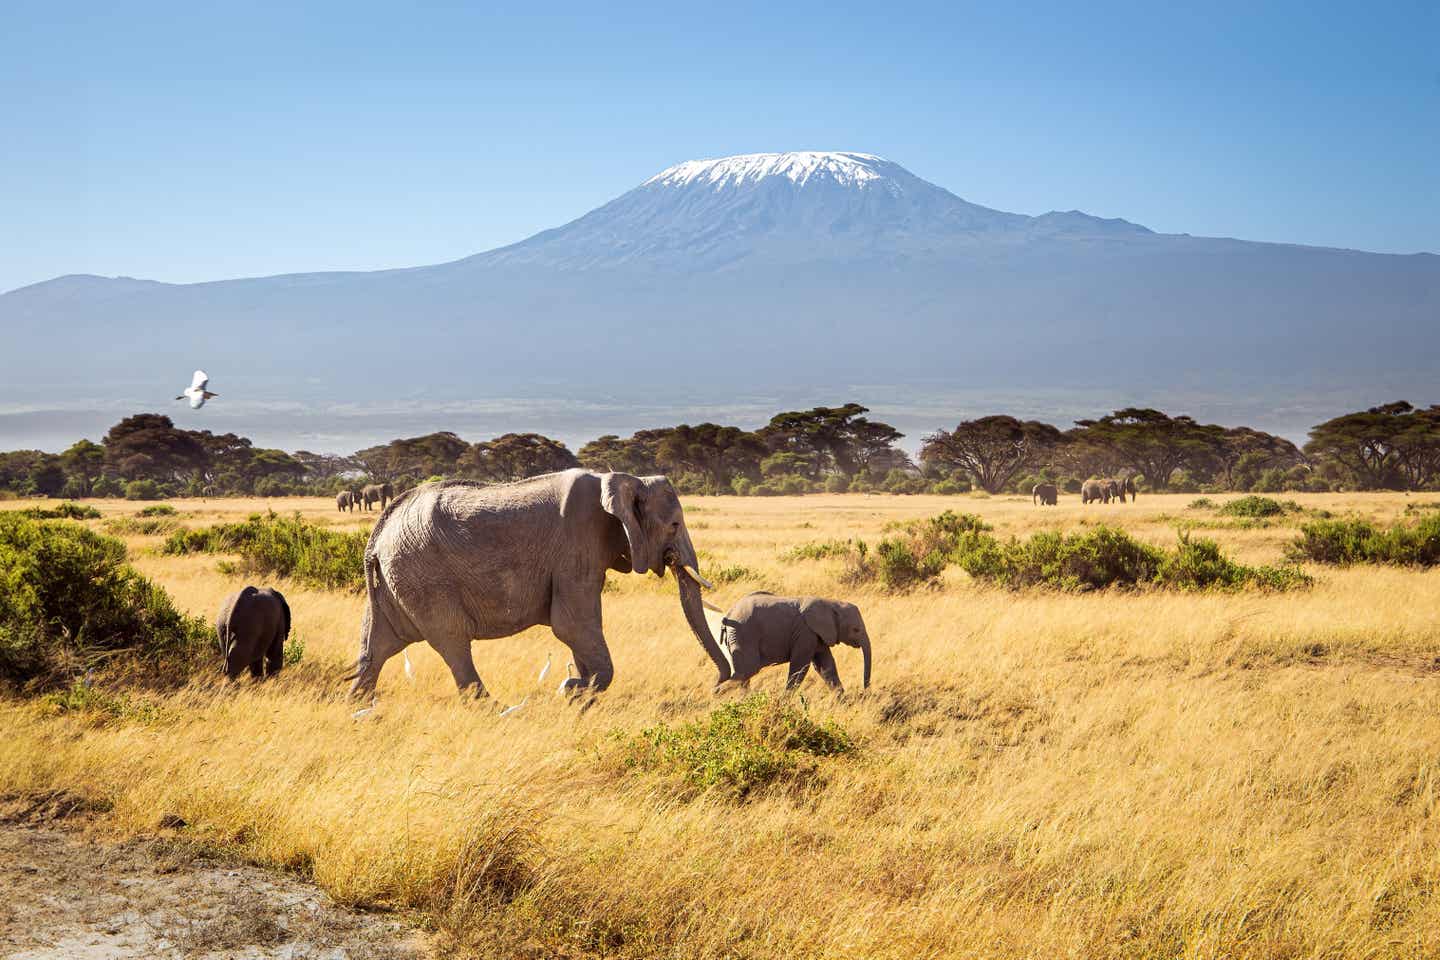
[2,151,1436,445]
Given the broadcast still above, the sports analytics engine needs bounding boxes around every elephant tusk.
[701,598,725,613]
[682,565,716,590]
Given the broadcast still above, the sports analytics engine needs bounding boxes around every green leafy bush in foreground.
[164,512,367,591]
[609,694,854,800]
[1290,515,1440,567]
[0,513,210,688]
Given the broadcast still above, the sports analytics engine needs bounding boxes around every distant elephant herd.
[214,469,871,703]
[1033,477,1137,506]
[336,482,393,512]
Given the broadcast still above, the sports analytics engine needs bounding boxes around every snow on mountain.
[643,152,896,190]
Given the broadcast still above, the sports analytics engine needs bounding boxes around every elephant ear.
[600,473,652,575]
[801,599,839,646]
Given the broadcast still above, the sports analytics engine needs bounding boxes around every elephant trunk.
[860,635,871,689]
[672,560,732,684]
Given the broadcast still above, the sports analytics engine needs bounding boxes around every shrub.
[164,511,367,590]
[709,564,757,584]
[608,694,854,800]
[824,475,850,493]
[932,477,971,495]
[781,539,857,563]
[1290,515,1440,567]
[1219,496,1301,518]
[1188,498,1217,510]
[730,477,754,496]
[955,526,1165,591]
[1156,533,1312,591]
[17,502,101,521]
[124,479,164,501]
[0,513,210,688]
[945,522,1310,593]
[137,504,177,517]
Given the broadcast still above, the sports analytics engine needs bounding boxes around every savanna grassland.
[3,491,1440,959]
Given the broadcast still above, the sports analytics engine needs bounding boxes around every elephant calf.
[715,592,871,694]
[217,585,291,680]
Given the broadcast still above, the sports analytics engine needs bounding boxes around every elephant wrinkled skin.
[349,470,727,699]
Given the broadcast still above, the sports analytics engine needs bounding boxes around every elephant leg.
[551,584,613,694]
[266,631,284,677]
[431,639,487,698]
[349,604,408,698]
[248,648,264,678]
[811,646,844,693]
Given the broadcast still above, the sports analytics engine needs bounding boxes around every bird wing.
[190,370,209,391]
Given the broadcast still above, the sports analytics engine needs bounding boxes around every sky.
[2,1,1436,295]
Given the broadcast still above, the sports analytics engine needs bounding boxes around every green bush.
[1290,515,1440,567]
[0,513,210,688]
[609,694,854,800]
[955,526,1165,591]
[1219,495,1301,518]
[16,502,101,521]
[709,564,758,584]
[781,539,857,563]
[931,478,972,495]
[1156,533,1312,591]
[124,479,164,501]
[164,511,367,590]
[824,475,850,493]
[137,504,177,517]
[1188,498,1217,510]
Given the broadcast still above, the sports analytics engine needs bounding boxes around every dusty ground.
[0,796,428,960]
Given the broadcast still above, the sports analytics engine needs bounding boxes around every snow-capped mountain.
[470,151,1145,269]
[2,151,1437,451]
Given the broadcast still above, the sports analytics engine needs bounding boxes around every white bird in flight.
[176,370,219,409]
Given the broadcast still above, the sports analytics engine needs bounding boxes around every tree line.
[1,401,1437,500]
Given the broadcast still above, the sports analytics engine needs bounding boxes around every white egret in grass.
[175,370,219,409]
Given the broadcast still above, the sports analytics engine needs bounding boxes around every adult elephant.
[348,470,729,699]
[217,586,290,680]
[361,483,392,511]
[336,490,356,512]
[1032,482,1058,506]
[1081,479,1110,504]
[1104,479,1126,503]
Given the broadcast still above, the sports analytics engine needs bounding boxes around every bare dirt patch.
[0,803,428,960]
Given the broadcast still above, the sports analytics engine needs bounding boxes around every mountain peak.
[643,151,898,191]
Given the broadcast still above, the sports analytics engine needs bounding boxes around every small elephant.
[1081,479,1110,504]
[715,592,871,694]
[336,490,355,512]
[1032,482,1058,506]
[217,586,290,680]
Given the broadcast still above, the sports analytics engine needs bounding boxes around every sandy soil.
[0,795,428,960]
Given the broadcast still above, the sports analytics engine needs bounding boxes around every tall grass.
[3,492,1440,957]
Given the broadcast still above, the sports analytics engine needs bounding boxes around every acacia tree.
[460,433,578,482]
[1208,427,1305,490]
[760,403,902,478]
[1070,408,1220,490]
[60,440,105,496]
[103,414,208,483]
[1305,402,1440,490]
[653,423,766,490]
[919,415,1063,493]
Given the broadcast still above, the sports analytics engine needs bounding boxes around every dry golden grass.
[4,491,1440,958]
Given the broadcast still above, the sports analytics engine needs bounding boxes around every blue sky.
[3,1,1436,294]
